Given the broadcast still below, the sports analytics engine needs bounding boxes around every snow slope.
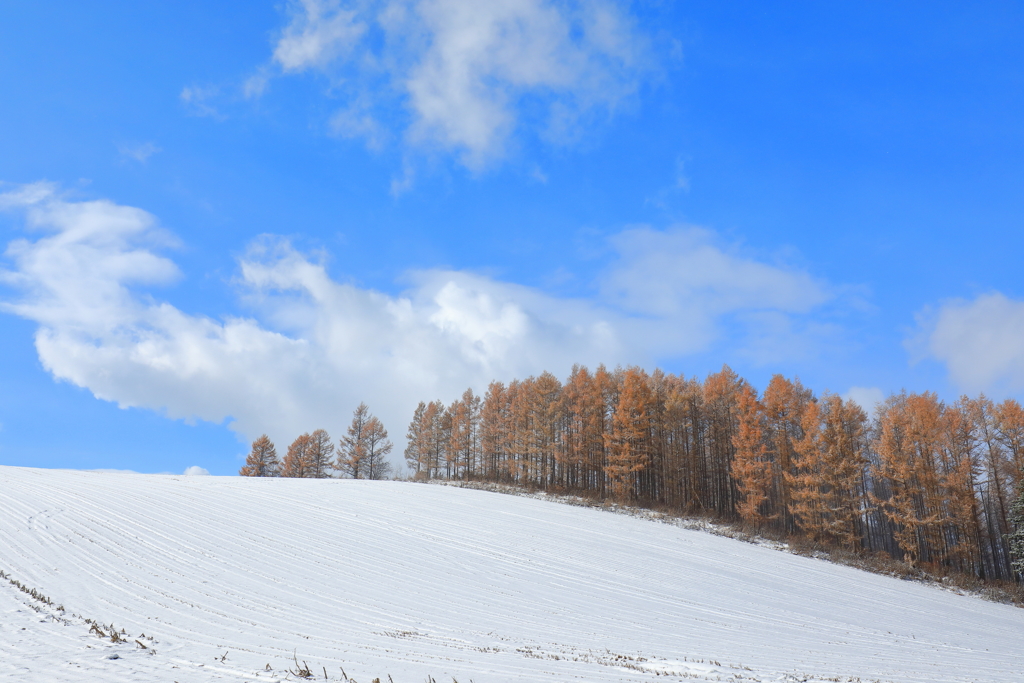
[1,466,1022,683]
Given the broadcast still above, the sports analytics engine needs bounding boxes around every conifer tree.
[281,433,312,478]
[974,398,1013,570]
[362,416,394,480]
[703,366,742,516]
[593,364,616,498]
[306,428,335,478]
[731,384,771,526]
[239,434,280,477]
[1008,485,1024,578]
[605,367,653,500]
[460,388,482,479]
[507,379,530,483]
[528,372,563,488]
[995,398,1024,482]
[873,392,946,566]
[446,397,466,478]
[405,401,428,476]
[562,365,604,492]
[338,403,370,479]
[424,400,447,479]
[789,394,868,550]
[480,382,508,481]
[763,375,813,532]
[941,397,985,575]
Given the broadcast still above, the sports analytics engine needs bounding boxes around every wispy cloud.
[243,69,272,99]
[117,142,162,164]
[180,85,225,119]
[1,185,841,451]
[909,292,1024,396]
[252,0,651,171]
[674,156,690,192]
[272,0,366,72]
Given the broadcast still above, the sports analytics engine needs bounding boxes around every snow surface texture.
[1,467,1022,682]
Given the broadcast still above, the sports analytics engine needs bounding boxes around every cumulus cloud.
[0,185,838,458]
[258,0,649,169]
[910,292,1024,395]
[183,466,210,476]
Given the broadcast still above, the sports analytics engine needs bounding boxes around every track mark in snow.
[1,467,1023,683]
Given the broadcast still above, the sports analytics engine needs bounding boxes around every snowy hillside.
[1,467,1022,682]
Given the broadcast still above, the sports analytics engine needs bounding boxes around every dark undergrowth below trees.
[425,478,1024,608]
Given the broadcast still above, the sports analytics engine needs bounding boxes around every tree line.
[404,364,1024,584]
[239,402,393,480]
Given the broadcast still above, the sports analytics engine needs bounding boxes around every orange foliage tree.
[239,434,280,477]
[281,433,312,478]
[731,384,771,527]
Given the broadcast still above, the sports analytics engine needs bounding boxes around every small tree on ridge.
[239,434,280,477]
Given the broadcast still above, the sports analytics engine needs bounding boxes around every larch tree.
[507,379,530,483]
[281,433,312,478]
[643,368,673,507]
[405,401,428,477]
[362,415,394,480]
[306,428,335,479]
[239,434,280,477]
[1008,485,1024,578]
[338,403,370,479]
[659,374,696,510]
[424,400,447,479]
[941,397,985,575]
[702,366,743,516]
[873,392,946,566]
[405,399,446,479]
[668,375,706,511]
[447,388,481,480]
[561,365,604,493]
[480,381,509,482]
[731,384,772,527]
[593,364,617,498]
[995,399,1024,481]
[789,394,868,550]
[604,367,653,501]
[447,397,468,479]
[762,375,814,532]
[528,372,563,488]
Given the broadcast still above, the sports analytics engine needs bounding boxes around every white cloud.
[1,186,839,457]
[117,142,162,164]
[910,292,1024,396]
[272,0,366,72]
[243,69,272,99]
[674,157,690,192]
[180,85,224,119]
[259,0,649,169]
[842,386,885,419]
[330,98,388,150]
[183,466,210,476]
[601,226,830,356]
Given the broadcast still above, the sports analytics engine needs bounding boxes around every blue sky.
[2,1,1023,475]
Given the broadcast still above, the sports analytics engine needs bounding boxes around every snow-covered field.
[1,467,1022,682]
